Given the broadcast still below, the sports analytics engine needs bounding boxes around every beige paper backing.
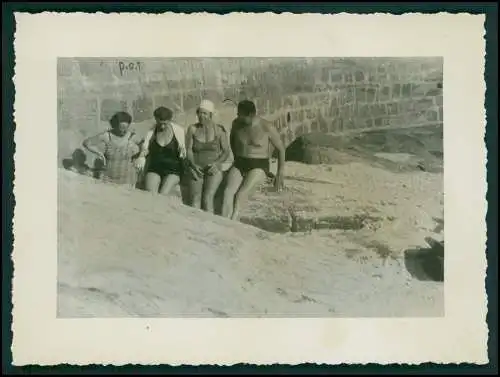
[11,12,488,365]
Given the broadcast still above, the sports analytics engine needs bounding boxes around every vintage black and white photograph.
[56,56,445,318]
[12,11,488,366]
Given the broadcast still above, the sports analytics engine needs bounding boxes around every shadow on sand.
[404,237,444,282]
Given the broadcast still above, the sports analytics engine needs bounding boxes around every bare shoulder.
[230,119,243,133]
[186,123,196,133]
[130,131,143,143]
[216,123,227,135]
[87,130,109,142]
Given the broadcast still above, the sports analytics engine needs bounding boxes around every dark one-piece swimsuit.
[146,133,183,179]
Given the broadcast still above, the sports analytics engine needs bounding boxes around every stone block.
[306,109,315,120]
[330,72,343,83]
[374,117,383,127]
[365,118,374,128]
[182,92,199,112]
[387,103,398,115]
[319,117,329,133]
[57,59,74,77]
[401,83,412,98]
[142,79,162,93]
[344,87,355,104]
[283,96,294,107]
[344,119,355,130]
[253,98,263,113]
[435,95,443,107]
[392,83,401,98]
[379,86,391,102]
[154,95,174,111]
[310,120,319,132]
[78,60,104,77]
[355,88,368,103]
[415,98,434,113]
[321,68,329,83]
[365,88,377,103]
[298,110,305,122]
[132,95,154,123]
[358,104,371,118]
[354,70,365,82]
[100,98,128,122]
[330,95,338,108]
[222,86,235,102]
[371,104,386,118]
[426,110,439,122]
[411,83,420,96]
[438,106,443,121]
[274,95,284,112]
[299,95,309,107]
[336,118,344,132]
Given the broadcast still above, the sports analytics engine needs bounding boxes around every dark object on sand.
[62,148,92,175]
[404,236,444,282]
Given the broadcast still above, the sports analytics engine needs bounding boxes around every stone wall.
[58,57,443,160]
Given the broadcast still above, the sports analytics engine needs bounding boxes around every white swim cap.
[198,99,215,113]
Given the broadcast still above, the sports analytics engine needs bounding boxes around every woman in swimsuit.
[82,111,143,187]
[222,100,286,221]
[135,106,187,196]
[185,100,230,213]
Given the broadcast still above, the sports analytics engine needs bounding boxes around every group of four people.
[82,99,286,221]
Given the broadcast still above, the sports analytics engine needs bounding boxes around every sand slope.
[58,164,444,318]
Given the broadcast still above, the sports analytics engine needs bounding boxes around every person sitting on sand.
[82,111,143,187]
[222,100,286,221]
[185,100,231,213]
[135,106,187,196]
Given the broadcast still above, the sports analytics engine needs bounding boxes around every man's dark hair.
[109,111,132,128]
[153,106,174,121]
[237,100,257,116]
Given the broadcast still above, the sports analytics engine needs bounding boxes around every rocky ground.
[58,126,444,317]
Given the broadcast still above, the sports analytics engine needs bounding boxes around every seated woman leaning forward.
[135,106,187,196]
[82,111,143,187]
[222,100,286,221]
[185,100,230,213]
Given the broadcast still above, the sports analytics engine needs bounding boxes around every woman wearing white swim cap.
[185,100,230,213]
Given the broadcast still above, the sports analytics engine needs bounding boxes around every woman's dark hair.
[237,100,257,116]
[109,111,132,128]
[153,106,174,121]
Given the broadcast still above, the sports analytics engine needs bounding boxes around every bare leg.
[187,174,204,209]
[231,168,266,221]
[159,174,181,196]
[221,167,243,218]
[202,170,224,213]
[145,172,162,193]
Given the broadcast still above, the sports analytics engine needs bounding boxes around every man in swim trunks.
[221,100,286,221]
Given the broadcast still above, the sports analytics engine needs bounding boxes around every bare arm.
[211,125,230,168]
[229,120,238,157]
[185,125,197,168]
[82,132,107,158]
[138,130,154,158]
[265,121,286,174]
